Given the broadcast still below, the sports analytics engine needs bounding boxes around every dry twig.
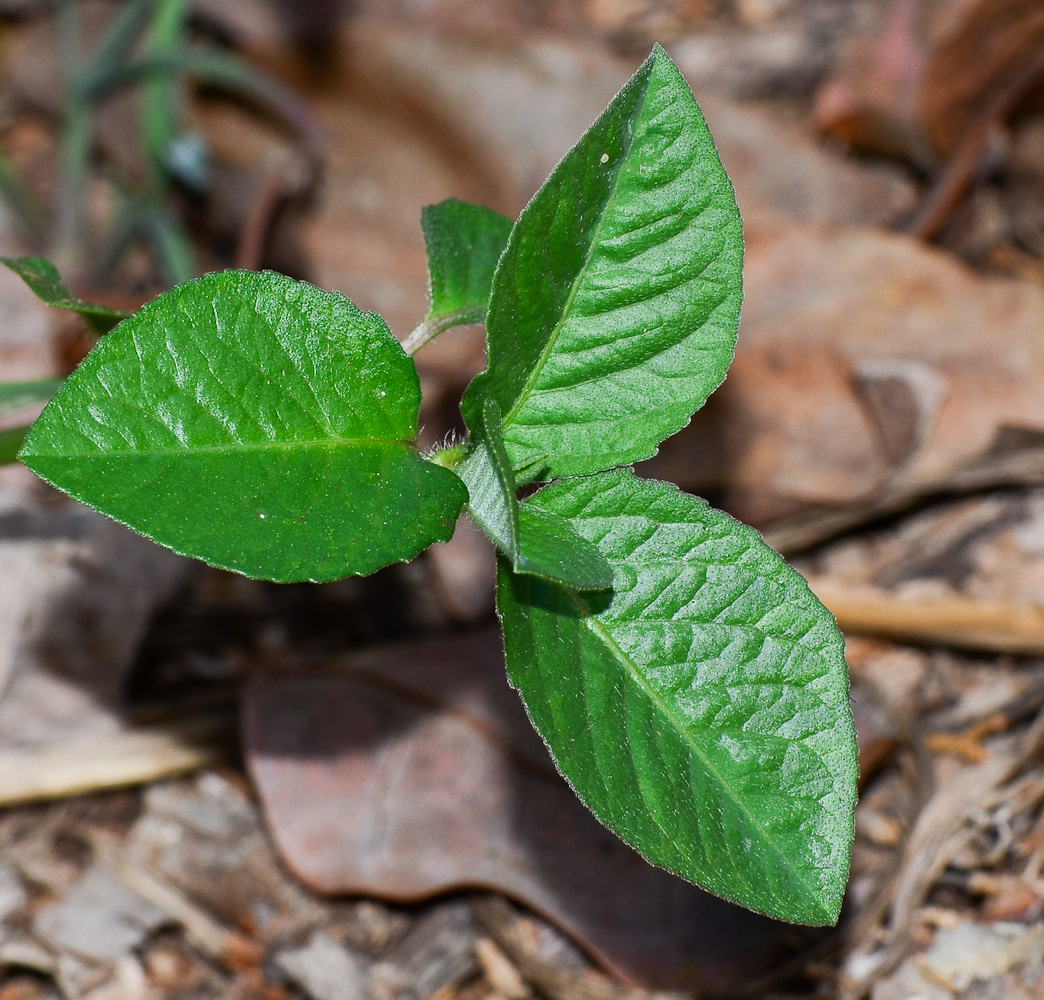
[472,897,683,1000]
[808,578,1044,656]
[86,829,262,966]
[905,54,1044,242]
[764,446,1044,557]
[841,710,1044,999]
[235,153,315,271]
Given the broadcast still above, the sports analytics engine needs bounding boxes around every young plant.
[9,47,858,926]
[0,0,315,285]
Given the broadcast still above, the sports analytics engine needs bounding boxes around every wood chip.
[88,831,260,966]
[471,898,684,1000]
[474,938,530,1000]
[370,903,479,1000]
[275,932,372,1000]
[34,867,167,964]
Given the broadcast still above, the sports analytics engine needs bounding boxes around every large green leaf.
[474,45,742,480]
[1,257,130,335]
[420,199,512,336]
[20,270,467,582]
[497,469,857,924]
[456,397,611,590]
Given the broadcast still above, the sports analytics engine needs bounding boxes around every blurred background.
[2,1,1044,998]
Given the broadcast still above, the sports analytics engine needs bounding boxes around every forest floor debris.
[5,0,1044,997]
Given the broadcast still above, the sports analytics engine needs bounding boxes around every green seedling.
[0,0,316,285]
[6,47,858,925]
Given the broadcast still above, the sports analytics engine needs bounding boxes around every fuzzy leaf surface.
[423,199,512,333]
[20,270,467,582]
[457,397,611,590]
[476,46,742,479]
[1,257,130,334]
[498,469,857,924]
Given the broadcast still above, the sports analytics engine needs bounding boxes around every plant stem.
[144,209,196,286]
[54,0,91,275]
[402,307,483,355]
[0,148,48,240]
[140,0,184,197]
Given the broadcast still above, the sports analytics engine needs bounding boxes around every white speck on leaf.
[600,153,609,164]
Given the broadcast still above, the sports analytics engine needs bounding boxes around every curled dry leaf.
[814,0,927,161]
[816,0,1044,164]
[921,0,1044,158]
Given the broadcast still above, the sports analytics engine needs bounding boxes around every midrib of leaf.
[32,436,414,459]
[500,69,654,433]
[560,583,828,913]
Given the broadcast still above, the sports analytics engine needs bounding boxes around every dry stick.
[905,53,1044,242]
[764,446,1044,557]
[807,578,1044,656]
[86,829,262,966]
[472,897,683,1000]
[0,713,234,808]
[841,711,1044,1000]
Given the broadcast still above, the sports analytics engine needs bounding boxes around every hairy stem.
[402,306,484,356]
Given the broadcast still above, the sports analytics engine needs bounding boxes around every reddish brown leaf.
[814,0,928,160]
[244,631,801,993]
[921,0,1044,158]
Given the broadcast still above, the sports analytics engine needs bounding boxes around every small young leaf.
[456,400,519,556]
[457,397,611,590]
[497,468,857,925]
[475,45,742,480]
[20,270,467,582]
[1,257,130,335]
[0,378,65,417]
[423,199,512,333]
[516,505,613,592]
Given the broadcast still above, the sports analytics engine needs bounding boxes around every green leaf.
[456,399,518,555]
[456,397,611,590]
[1,257,129,335]
[475,45,743,480]
[0,378,65,418]
[497,468,857,925]
[20,270,467,583]
[516,504,614,592]
[141,207,197,286]
[420,199,512,336]
[80,0,155,92]
[0,425,30,466]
